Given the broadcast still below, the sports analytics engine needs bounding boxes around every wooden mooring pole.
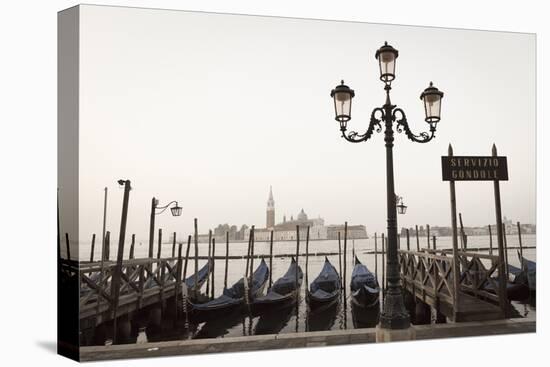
[148,197,156,259]
[104,231,110,261]
[448,144,461,317]
[249,226,256,281]
[492,144,509,317]
[127,234,135,280]
[517,222,524,260]
[406,229,410,251]
[295,225,300,290]
[97,228,108,316]
[338,232,343,288]
[415,225,420,251]
[211,238,216,300]
[433,236,437,251]
[343,222,348,298]
[194,218,199,293]
[90,233,96,262]
[343,224,348,328]
[426,224,431,249]
[65,233,71,261]
[374,232,378,284]
[101,187,108,262]
[503,223,509,278]
[172,232,176,258]
[459,213,467,250]
[225,232,229,290]
[157,228,163,259]
[305,226,310,291]
[111,179,131,344]
[129,234,135,259]
[488,225,493,255]
[175,241,183,317]
[245,228,252,279]
[269,230,274,289]
[183,236,191,280]
[206,230,212,296]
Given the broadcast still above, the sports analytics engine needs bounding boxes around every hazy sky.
[74,5,536,243]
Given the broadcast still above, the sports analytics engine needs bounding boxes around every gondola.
[306,257,340,310]
[189,259,269,322]
[184,259,213,293]
[518,251,536,292]
[252,257,303,314]
[350,255,380,309]
[143,259,212,294]
[482,264,530,301]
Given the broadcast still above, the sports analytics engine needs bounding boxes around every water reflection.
[351,303,380,329]
[254,304,294,335]
[307,301,339,332]
[194,308,245,339]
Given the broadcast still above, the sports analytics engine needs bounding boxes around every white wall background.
[0,1,547,366]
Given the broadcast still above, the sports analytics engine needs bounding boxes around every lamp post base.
[375,325,416,343]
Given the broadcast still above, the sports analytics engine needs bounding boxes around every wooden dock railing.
[77,256,186,327]
[456,251,503,304]
[399,250,454,306]
[399,249,507,322]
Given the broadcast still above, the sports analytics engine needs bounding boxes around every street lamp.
[330,41,444,332]
[396,195,407,215]
[148,197,182,258]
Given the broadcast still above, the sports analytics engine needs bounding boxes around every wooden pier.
[76,256,188,329]
[399,248,507,322]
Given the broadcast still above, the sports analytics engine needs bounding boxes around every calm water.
[79,234,536,345]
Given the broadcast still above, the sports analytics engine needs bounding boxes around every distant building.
[326,224,368,240]
[262,188,367,240]
[203,187,368,242]
[399,217,536,238]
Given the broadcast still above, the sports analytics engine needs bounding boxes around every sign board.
[441,156,508,181]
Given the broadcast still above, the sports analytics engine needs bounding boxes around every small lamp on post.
[170,202,183,217]
[148,198,182,259]
[396,195,407,215]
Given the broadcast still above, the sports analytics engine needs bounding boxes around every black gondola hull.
[252,258,303,314]
[306,290,340,311]
[252,292,297,315]
[350,286,380,309]
[188,259,269,322]
[306,258,341,311]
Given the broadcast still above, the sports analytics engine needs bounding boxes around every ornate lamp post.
[148,197,183,258]
[330,41,444,333]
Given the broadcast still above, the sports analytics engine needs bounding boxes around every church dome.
[297,208,308,221]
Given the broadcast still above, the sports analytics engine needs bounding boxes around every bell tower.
[266,186,275,229]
